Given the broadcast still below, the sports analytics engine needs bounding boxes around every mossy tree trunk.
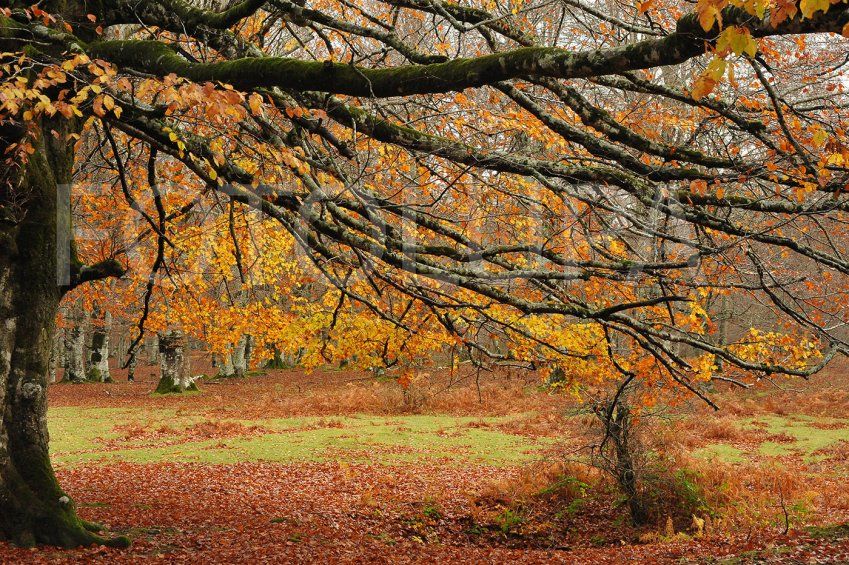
[0,113,127,547]
[155,330,197,393]
[265,349,281,369]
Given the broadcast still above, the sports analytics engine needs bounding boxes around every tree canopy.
[5,0,849,395]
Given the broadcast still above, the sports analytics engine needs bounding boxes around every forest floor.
[3,359,849,563]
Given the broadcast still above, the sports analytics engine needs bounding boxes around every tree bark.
[62,304,86,383]
[232,335,248,377]
[155,330,197,393]
[244,334,253,372]
[146,334,159,365]
[218,346,235,377]
[598,399,648,526]
[87,309,111,382]
[126,353,137,382]
[48,327,63,384]
[115,321,127,364]
[0,114,127,547]
[86,6,849,99]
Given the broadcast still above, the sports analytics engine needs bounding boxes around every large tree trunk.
[218,334,250,377]
[0,114,126,547]
[155,330,197,393]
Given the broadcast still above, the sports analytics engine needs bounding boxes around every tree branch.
[86,7,849,98]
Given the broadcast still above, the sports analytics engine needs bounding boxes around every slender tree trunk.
[146,334,159,365]
[62,304,86,382]
[126,355,136,382]
[115,322,127,364]
[218,346,235,377]
[598,399,648,525]
[87,309,111,382]
[232,335,248,377]
[715,293,729,372]
[244,334,253,370]
[266,346,286,369]
[155,330,197,393]
[0,114,126,546]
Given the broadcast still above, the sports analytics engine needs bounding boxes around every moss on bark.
[0,112,127,548]
[153,330,197,394]
[154,376,199,395]
[83,6,849,98]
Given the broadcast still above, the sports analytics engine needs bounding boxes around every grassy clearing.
[48,407,555,467]
[691,443,746,464]
[690,413,849,464]
[745,415,849,460]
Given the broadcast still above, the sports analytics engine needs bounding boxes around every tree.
[2,0,849,547]
[87,305,111,382]
[155,329,196,393]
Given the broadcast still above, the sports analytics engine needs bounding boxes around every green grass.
[691,414,849,465]
[48,407,555,467]
[805,523,849,539]
[743,415,849,461]
[692,443,746,464]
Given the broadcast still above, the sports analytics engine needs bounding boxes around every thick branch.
[67,258,126,292]
[86,7,849,98]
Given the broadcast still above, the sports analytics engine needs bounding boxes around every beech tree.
[2,0,849,548]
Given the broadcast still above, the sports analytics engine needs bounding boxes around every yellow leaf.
[811,127,828,148]
[800,0,830,18]
[691,58,726,100]
[248,93,263,116]
[698,5,721,31]
[827,153,845,166]
[705,57,727,81]
[716,27,757,57]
